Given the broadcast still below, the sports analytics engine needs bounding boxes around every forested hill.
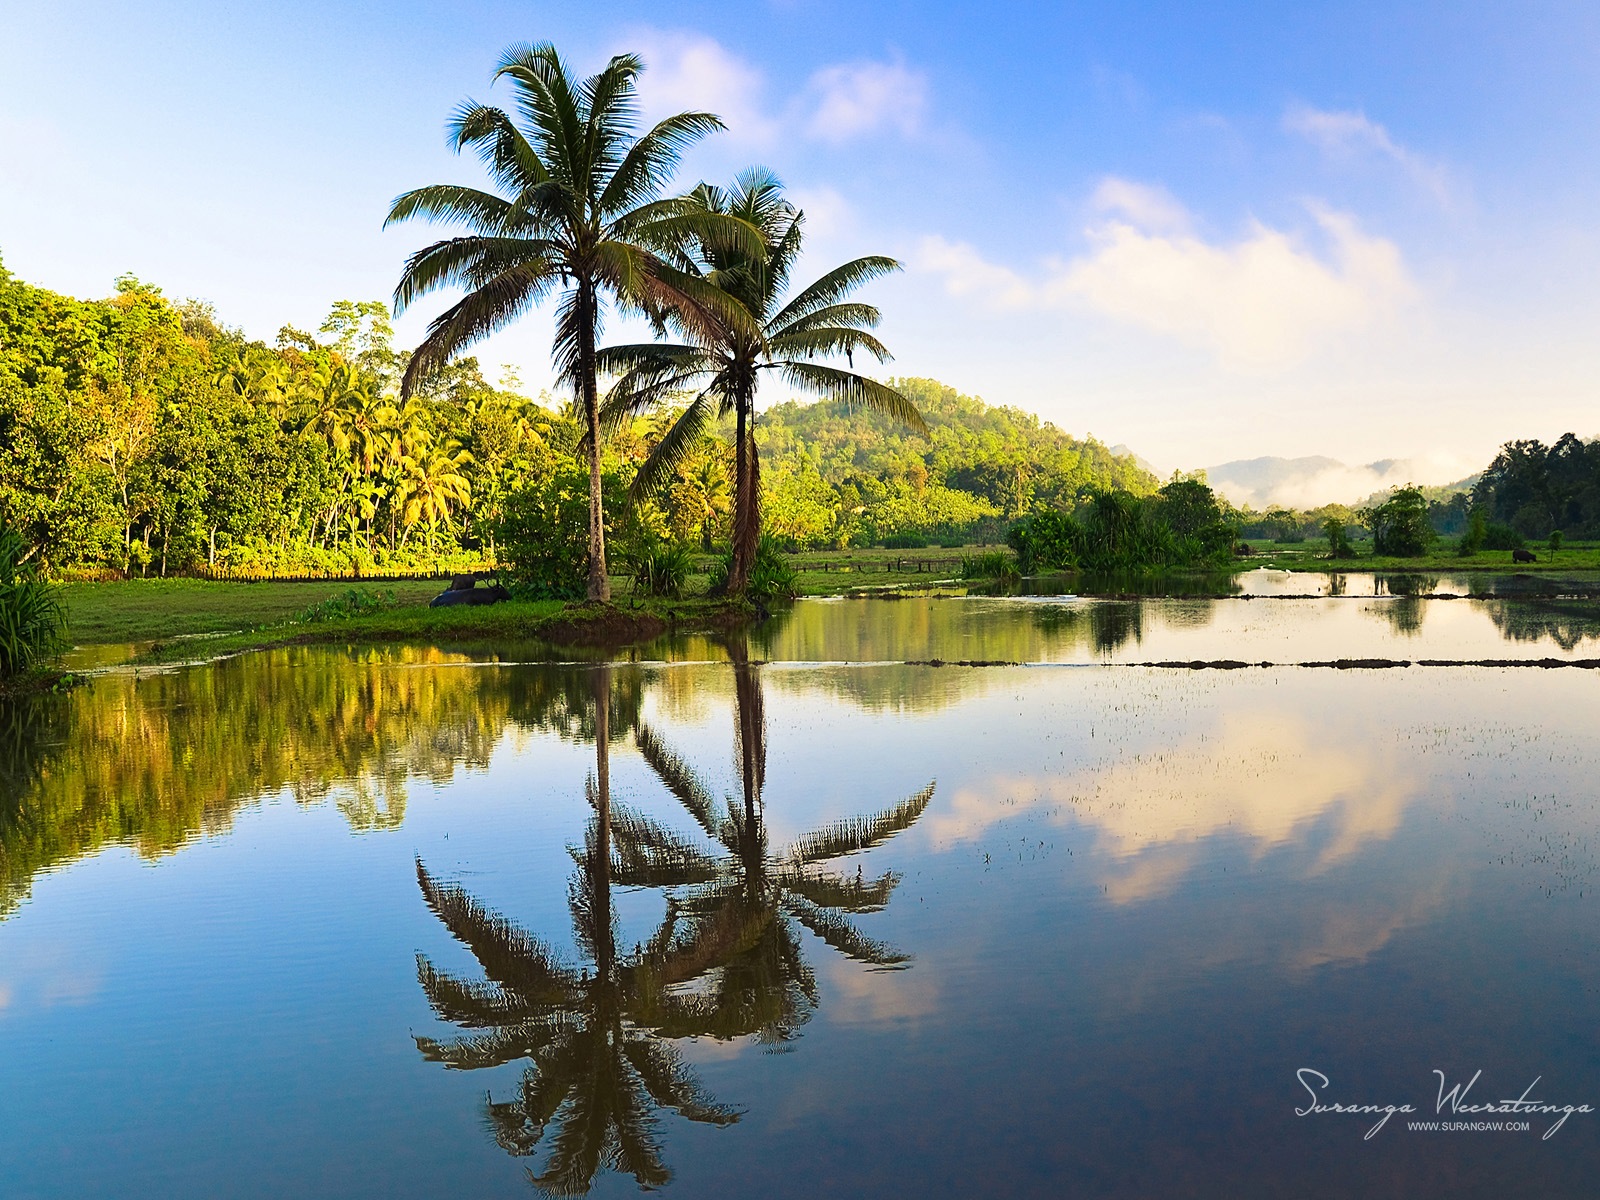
[0,255,1161,573]
[754,378,1160,545]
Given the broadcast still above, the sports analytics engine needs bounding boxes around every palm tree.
[600,169,925,593]
[387,42,757,600]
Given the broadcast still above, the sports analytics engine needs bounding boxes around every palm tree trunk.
[729,396,761,593]
[579,282,610,602]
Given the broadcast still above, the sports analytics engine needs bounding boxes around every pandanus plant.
[600,169,924,594]
[388,43,761,600]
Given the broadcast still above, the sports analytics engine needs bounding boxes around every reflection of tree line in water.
[5,586,1590,913]
[0,648,644,915]
[413,652,934,1195]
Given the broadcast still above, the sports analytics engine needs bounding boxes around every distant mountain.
[1203,456,1474,509]
[1109,444,1161,477]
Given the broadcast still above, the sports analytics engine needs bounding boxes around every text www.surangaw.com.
[1296,1069,1594,1140]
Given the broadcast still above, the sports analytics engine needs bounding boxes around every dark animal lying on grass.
[1512,548,1537,564]
[430,581,511,607]
[1234,543,1253,557]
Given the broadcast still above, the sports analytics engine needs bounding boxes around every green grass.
[1241,538,1600,573]
[61,578,447,643]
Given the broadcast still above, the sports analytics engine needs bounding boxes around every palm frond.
[771,255,902,328]
[767,301,881,339]
[600,112,727,215]
[770,327,892,364]
[777,867,899,913]
[622,1038,742,1125]
[778,362,926,433]
[628,391,717,502]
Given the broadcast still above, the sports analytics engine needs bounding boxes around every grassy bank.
[1241,539,1600,573]
[61,578,447,643]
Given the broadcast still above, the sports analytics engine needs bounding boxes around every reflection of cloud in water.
[1290,877,1448,971]
[821,956,940,1027]
[0,944,103,1015]
[932,711,1416,903]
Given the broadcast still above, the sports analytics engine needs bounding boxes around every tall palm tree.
[387,42,757,600]
[600,169,925,593]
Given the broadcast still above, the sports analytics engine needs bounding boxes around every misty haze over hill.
[1201,456,1475,509]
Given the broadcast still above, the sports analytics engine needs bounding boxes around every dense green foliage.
[1363,486,1436,557]
[0,256,551,578]
[757,378,1157,547]
[0,522,64,678]
[1007,480,1237,573]
[0,256,1164,579]
[1471,434,1600,538]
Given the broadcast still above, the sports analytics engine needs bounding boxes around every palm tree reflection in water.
[413,649,934,1194]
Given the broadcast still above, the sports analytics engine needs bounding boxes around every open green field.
[60,578,448,644]
[1243,538,1600,573]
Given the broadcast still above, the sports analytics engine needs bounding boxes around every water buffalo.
[1512,548,1537,564]
[430,581,512,607]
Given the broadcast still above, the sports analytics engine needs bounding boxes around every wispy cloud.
[629,30,930,147]
[914,178,1416,371]
[1284,105,1456,208]
[631,31,779,145]
[803,56,927,142]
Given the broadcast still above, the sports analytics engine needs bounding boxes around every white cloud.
[914,180,1416,370]
[1209,452,1475,509]
[912,235,1034,309]
[1089,177,1190,233]
[630,31,778,144]
[627,33,931,149]
[788,185,853,240]
[803,57,927,142]
[1284,105,1456,208]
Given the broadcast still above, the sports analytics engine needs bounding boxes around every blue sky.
[4,1,1599,488]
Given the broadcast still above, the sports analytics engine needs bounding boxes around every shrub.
[710,535,797,600]
[627,538,693,598]
[0,525,66,679]
[1457,509,1488,556]
[1007,510,1077,573]
[961,551,1020,583]
[296,587,399,623]
[492,464,627,599]
[1481,522,1524,551]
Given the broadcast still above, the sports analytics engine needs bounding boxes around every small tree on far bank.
[1363,486,1434,557]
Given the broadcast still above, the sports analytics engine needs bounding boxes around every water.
[4,585,1600,1197]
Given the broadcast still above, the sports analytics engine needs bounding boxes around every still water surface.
[4,579,1600,1197]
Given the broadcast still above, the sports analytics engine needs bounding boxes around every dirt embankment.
[528,599,758,648]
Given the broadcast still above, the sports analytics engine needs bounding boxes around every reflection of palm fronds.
[414,857,741,1196]
[784,782,936,866]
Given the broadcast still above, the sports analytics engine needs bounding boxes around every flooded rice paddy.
[3,572,1600,1197]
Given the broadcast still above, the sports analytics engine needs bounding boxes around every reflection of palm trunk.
[730,640,764,828]
[592,663,615,979]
